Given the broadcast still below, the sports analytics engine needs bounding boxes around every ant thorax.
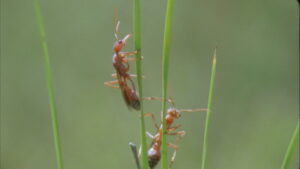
[112,54,117,63]
[112,53,123,64]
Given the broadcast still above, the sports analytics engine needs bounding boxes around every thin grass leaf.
[161,0,175,168]
[201,48,217,169]
[280,121,299,169]
[129,142,142,169]
[133,0,148,169]
[33,1,64,169]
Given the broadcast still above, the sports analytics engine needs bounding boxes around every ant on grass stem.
[104,21,143,111]
[142,97,207,169]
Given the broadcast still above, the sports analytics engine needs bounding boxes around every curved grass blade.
[33,1,64,169]
[280,121,299,169]
[201,48,217,169]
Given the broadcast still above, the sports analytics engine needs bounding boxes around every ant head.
[113,34,131,52]
[167,108,181,119]
[113,40,125,52]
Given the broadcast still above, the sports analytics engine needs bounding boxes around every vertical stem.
[161,0,175,168]
[129,142,142,169]
[280,121,299,169]
[133,0,148,169]
[201,48,217,169]
[34,1,64,169]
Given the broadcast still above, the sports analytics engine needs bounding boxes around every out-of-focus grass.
[33,0,64,169]
[201,48,217,169]
[280,121,299,169]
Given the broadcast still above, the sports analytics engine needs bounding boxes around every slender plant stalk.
[161,0,175,168]
[133,0,148,169]
[201,48,217,169]
[129,142,142,169]
[34,1,64,169]
[280,121,299,169]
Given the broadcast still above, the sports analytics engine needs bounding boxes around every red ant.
[142,97,207,169]
[104,21,143,110]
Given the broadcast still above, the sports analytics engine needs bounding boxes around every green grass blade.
[201,48,217,169]
[161,0,175,169]
[280,121,299,169]
[133,0,148,169]
[34,1,64,169]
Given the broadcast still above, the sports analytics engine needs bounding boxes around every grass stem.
[129,142,142,169]
[201,48,217,169]
[133,0,148,169]
[33,1,64,169]
[161,0,175,168]
[280,121,299,169]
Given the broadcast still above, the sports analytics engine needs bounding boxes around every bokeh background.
[1,0,299,169]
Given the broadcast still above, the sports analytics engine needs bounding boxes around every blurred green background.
[1,0,299,169]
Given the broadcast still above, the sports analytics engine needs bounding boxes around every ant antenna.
[142,97,174,106]
[114,8,120,40]
[179,108,207,113]
[167,86,176,108]
[167,96,176,108]
[114,21,120,40]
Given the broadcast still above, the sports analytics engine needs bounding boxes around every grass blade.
[280,121,299,169]
[33,1,64,169]
[161,0,175,168]
[129,142,142,169]
[133,0,148,169]
[201,48,217,169]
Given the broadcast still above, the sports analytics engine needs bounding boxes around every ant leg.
[128,74,145,79]
[143,97,173,105]
[167,143,179,149]
[104,80,119,89]
[144,112,160,130]
[123,56,144,62]
[111,73,145,79]
[167,124,182,132]
[167,131,185,139]
[168,150,177,169]
[167,130,186,169]
[119,51,138,58]
[143,97,163,101]
[111,73,119,78]
[167,143,180,169]
[146,131,154,139]
[179,108,208,113]
[168,131,186,144]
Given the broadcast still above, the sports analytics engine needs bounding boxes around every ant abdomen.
[148,147,161,169]
[131,98,140,111]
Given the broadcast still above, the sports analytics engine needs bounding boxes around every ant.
[104,21,143,111]
[142,97,207,169]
